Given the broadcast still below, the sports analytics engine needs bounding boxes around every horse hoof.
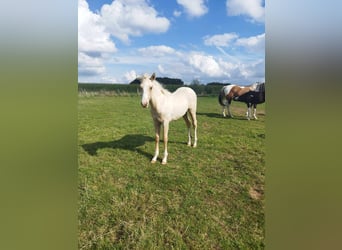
[151,160,157,164]
[162,161,167,165]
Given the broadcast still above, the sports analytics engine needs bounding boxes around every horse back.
[222,85,236,96]
[166,87,197,118]
[173,87,197,104]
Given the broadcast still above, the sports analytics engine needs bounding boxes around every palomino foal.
[140,73,197,164]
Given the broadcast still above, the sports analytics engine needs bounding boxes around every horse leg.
[222,105,226,117]
[222,103,228,117]
[183,113,192,146]
[189,109,198,147]
[246,103,251,120]
[227,100,233,117]
[151,120,161,163]
[253,104,258,119]
[161,121,169,164]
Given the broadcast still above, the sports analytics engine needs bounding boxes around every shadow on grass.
[257,133,265,139]
[82,134,154,159]
[197,112,223,119]
[197,112,252,120]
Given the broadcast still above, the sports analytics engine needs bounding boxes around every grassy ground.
[78,95,265,249]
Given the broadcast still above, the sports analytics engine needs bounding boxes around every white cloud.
[188,53,223,77]
[78,46,264,84]
[78,52,106,76]
[100,0,170,43]
[138,45,176,57]
[226,0,265,23]
[204,33,238,47]
[158,65,166,74]
[78,0,117,54]
[79,0,170,50]
[247,59,265,78]
[78,0,171,81]
[235,33,265,52]
[185,51,264,83]
[203,32,265,54]
[176,0,208,17]
[100,75,120,84]
[218,59,238,75]
[124,70,137,82]
[173,10,182,17]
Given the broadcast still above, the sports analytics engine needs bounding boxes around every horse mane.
[247,83,258,91]
[139,73,171,95]
[254,82,265,92]
[247,82,265,92]
[152,79,171,95]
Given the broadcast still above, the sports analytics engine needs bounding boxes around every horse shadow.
[197,112,223,119]
[197,112,264,120]
[197,112,247,120]
[82,134,154,159]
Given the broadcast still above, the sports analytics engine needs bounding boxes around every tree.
[190,78,201,85]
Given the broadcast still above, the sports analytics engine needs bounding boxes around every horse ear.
[150,73,156,81]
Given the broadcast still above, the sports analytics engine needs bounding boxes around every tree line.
[129,77,184,85]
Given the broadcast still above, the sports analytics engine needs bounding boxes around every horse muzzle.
[141,102,149,108]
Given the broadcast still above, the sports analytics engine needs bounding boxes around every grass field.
[78,94,265,249]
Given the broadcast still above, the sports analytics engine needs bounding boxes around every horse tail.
[260,91,265,103]
[256,83,265,103]
[218,88,228,106]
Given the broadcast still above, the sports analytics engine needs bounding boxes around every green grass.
[78,95,265,249]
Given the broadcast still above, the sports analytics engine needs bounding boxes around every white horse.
[139,73,197,164]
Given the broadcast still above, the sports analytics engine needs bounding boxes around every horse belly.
[149,87,197,122]
[151,101,187,122]
[170,101,189,120]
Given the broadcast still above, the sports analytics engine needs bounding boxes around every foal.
[139,73,197,164]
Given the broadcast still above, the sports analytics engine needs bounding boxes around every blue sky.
[78,0,265,84]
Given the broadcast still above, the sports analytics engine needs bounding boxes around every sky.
[78,0,265,85]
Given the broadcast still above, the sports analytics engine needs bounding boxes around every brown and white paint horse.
[218,83,265,120]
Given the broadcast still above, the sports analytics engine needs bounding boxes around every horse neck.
[255,83,265,92]
[149,84,168,111]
